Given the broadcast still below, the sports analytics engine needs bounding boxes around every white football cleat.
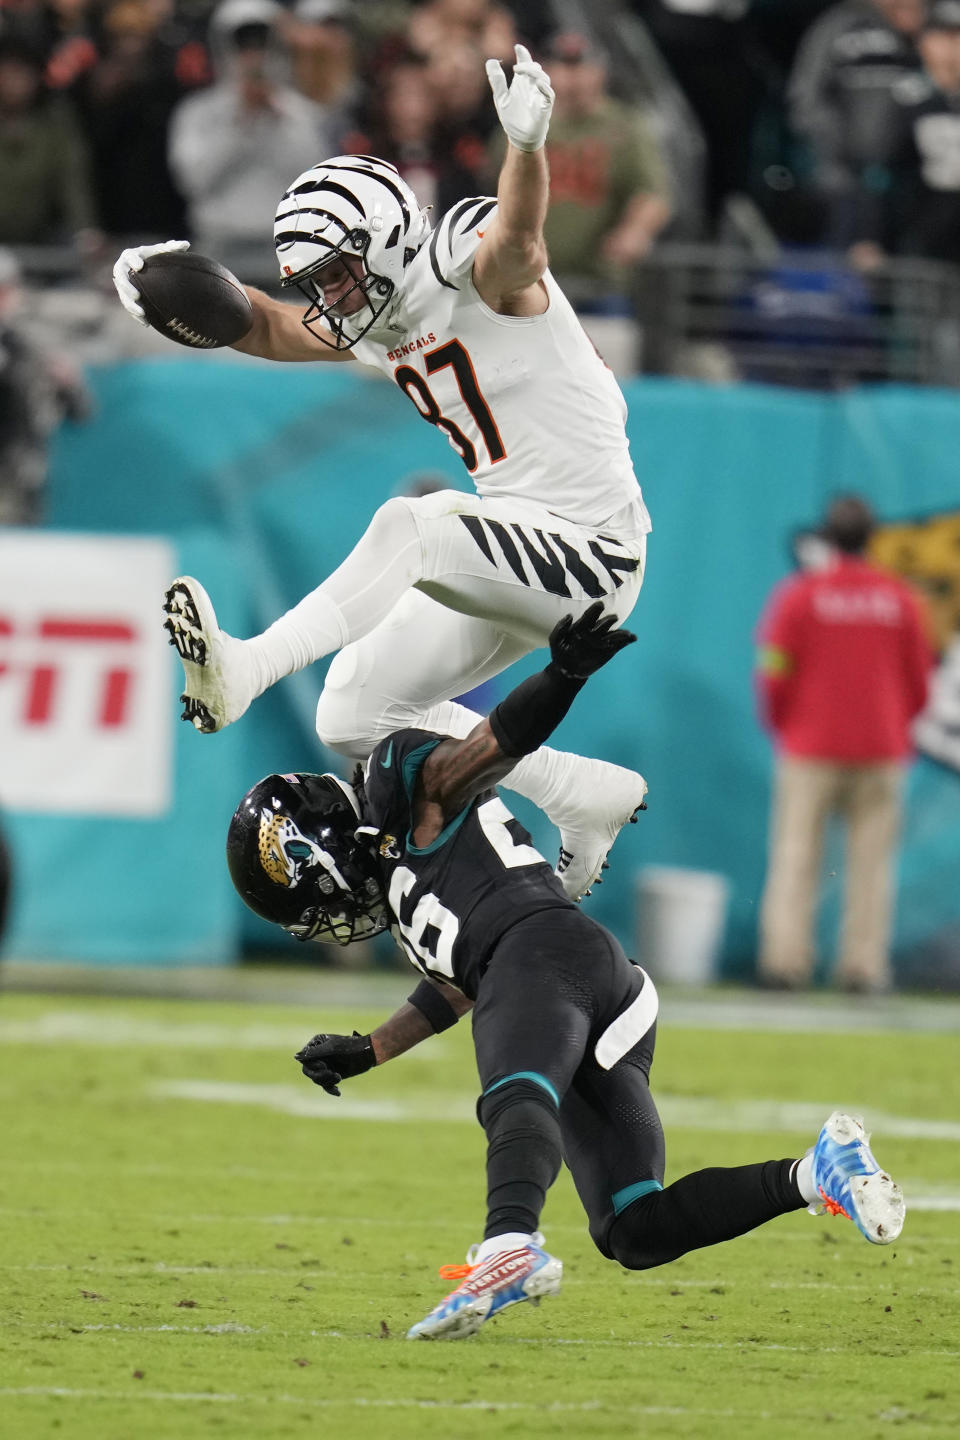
[554,760,648,901]
[162,576,258,733]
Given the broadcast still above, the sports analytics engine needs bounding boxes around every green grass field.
[1,979,958,1439]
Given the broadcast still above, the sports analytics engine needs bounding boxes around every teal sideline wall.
[4,363,959,979]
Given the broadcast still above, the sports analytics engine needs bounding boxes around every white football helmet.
[274,155,432,347]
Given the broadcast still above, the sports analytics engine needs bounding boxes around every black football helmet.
[226,772,388,946]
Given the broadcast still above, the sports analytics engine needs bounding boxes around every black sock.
[608,1159,805,1270]
[478,1080,562,1239]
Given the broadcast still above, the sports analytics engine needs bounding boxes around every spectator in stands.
[536,32,672,300]
[376,56,442,208]
[878,0,960,265]
[406,0,516,68]
[363,54,487,215]
[39,0,100,97]
[282,0,362,145]
[753,0,846,74]
[426,33,494,134]
[75,0,199,241]
[367,0,516,101]
[0,34,99,246]
[788,0,927,259]
[168,0,333,275]
[629,1,773,230]
[755,494,935,993]
[0,247,92,526]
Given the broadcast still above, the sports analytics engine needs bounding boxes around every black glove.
[294,1031,376,1096]
[548,600,637,679]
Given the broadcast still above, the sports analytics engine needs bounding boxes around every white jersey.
[352,198,650,534]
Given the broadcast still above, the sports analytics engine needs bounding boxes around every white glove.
[112,239,190,325]
[485,43,554,153]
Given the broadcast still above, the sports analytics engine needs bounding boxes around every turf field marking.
[0,1387,775,1418]
[4,1262,959,1295]
[7,1321,960,1356]
[0,1382,951,1420]
[2,1197,958,1234]
[0,1011,449,1056]
[3,994,960,1049]
[4,1186,960,1225]
[149,1078,960,1143]
[152,1079,474,1121]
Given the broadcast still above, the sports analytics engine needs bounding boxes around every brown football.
[136,250,253,349]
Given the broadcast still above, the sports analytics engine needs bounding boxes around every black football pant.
[472,910,806,1264]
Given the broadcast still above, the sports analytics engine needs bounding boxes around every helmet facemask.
[282,226,395,349]
[284,879,388,946]
[275,156,432,349]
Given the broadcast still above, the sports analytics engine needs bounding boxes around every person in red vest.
[755,494,935,993]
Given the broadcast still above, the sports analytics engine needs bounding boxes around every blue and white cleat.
[406,1236,562,1340]
[810,1111,905,1245]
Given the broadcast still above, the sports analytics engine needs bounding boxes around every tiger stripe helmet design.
[274,155,432,347]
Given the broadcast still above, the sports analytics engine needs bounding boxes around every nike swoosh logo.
[380,740,394,769]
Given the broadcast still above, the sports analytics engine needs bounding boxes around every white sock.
[503,745,587,824]
[793,1155,817,1205]
[244,589,349,694]
[474,1231,535,1263]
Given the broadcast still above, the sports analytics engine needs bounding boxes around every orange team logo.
[871,508,960,771]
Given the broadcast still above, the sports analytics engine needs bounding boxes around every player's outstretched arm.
[113,243,351,362]
[473,44,553,310]
[231,287,355,363]
[411,603,636,847]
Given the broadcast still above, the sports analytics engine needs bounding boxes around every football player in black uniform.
[226,605,905,1341]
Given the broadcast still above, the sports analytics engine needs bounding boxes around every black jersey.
[359,728,575,998]
[888,74,960,264]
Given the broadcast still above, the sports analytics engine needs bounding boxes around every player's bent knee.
[606,1195,685,1272]
[314,647,385,759]
[478,1078,558,1130]
[367,494,421,544]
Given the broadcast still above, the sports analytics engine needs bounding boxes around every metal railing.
[631,245,960,390]
[12,241,960,391]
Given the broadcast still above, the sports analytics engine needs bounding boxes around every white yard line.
[0,1011,448,1056]
[0,1386,775,1418]
[146,1078,960,1145]
[2,1322,959,1365]
[2,992,960,1051]
[0,1377,949,1419]
[1,1261,957,1293]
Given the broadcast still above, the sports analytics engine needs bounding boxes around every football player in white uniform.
[113,45,651,900]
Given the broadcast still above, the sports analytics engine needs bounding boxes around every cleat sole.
[407,1297,491,1341]
[179,695,217,733]
[163,583,210,667]
[850,1171,905,1245]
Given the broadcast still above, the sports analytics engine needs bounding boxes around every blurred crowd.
[2,0,960,286]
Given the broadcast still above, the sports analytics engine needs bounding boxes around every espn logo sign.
[0,615,138,728]
[0,532,174,817]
